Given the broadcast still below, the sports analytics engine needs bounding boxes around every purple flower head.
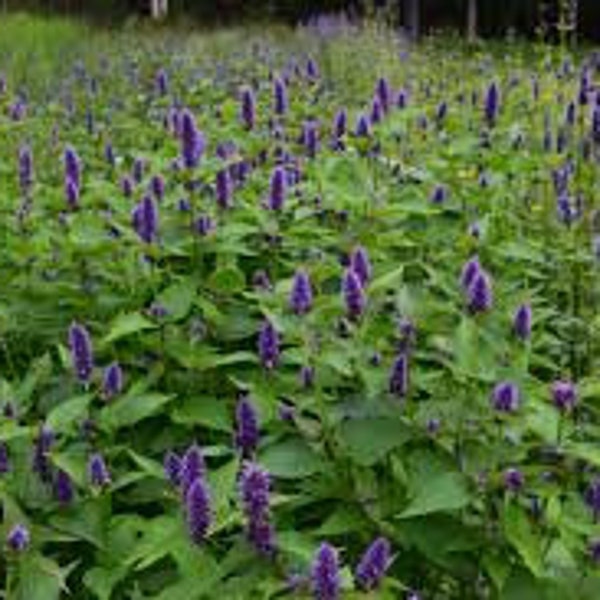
[180,444,206,496]
[565,101,576,126]
[69,323,94,383]
[65,178,80,209]
[585,478,600,521]
[164,451,182,486]
[431,184,447,204]
[396,89,408,109]
[132,157,145,183]
[370,96,383,124]
[504,468,524,492]
[235,396,260,456]
[513,303,532,341]
[351,246,372,287]
[240,87,256,130]
[436,101,448,123]
[290,270,313,315]
[311,543,340,600]
[54,469,74,505]
[258,319,280,370]
[342,269,366,320]
[0,442,9,474]
[18,145,34,193]
[333,108,347,141]
[88,452,111,488]
[239,462,275,554]
[121,175,134,198]
[6,524,30,552]
[32,424,54,482]
[376,77,391,112]
[132,196,158,243]
[389,353,409,397]
[303,121,319,158]
[306,57,320,81]
[253,269,272,291]
[150,174,165,201]
[216,168,233,209]
[180,109,205,169]
[185,477,212,545]
[551,380,577,412]
[492,381,520,413]
[355,113,371,137]
[64,145,81,188]
[355,537,392,591]
[273,77,288,116]
[484,82,499,125]
[467,270,493,313]
[268,166,287,210]
[105,143,115,167]
[194,214,214,236]
[155,68,168,95]
[102,362,123,399]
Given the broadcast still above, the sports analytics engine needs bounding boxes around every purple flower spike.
[589,539,600,563]
[164,451,182,486]
[303,121,319,158]
[370,96,383,124]
[150,174,165,201]
[355,114,371,137]
[235,396,260,456]
[18,145,34,193]
[65,178,80,209]
[195,214,214,236]
[300,365,315,389]
[6,524,30,552]
[484,82,500,125]
[102,362,123,399]
[0,442,10,474]
[333,108,347,141]
[185,477,212,545]
[69,323,94,383]
[467,270,493,314]
[180,444,206,496]
[306,57,320,81]
[241,87,256,130]
[397,89,408,109]
[311,543,340,600]
[492,381,520,413]
[258,319,280,370]
[268,166,287,210]
[273,77,288,116]
[389,353,409,398]
[513,303,532,341]
[132,158,145,184]
[32,424,54,482]
[180,109,205,169]
[350,246,372,287]
[156,68,168,95]
[132,195,158,243]
[551,380,577,413]
[55,469,74,505]
[64,145,81,188]
[88,452,111,488]
[239,462,275,555]
[355,537,392,591]
[216,168,233,209]
[121,175,134,198]
[431,184,447,204]
[460,256,481,291]
[290,270,313,315]
[376,77,391,112]
[342,269,366,320]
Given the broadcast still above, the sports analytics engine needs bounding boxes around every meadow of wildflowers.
[1,13,600,600]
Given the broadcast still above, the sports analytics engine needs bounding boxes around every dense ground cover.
[1,14,600,600]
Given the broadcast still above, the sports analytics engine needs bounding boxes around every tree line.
[2,1,599,42]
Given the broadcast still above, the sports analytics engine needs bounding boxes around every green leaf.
[171,396,232,432]
[208,265,246,295]
[46,394,93,432]
[338,418,411,466]
[260,438,322,479]
[16,555,67,600]
[100,393,175,429]
[400,472,471,518]
[156,279,196,321]
[103,312,157,344]
[503,503,544,578]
